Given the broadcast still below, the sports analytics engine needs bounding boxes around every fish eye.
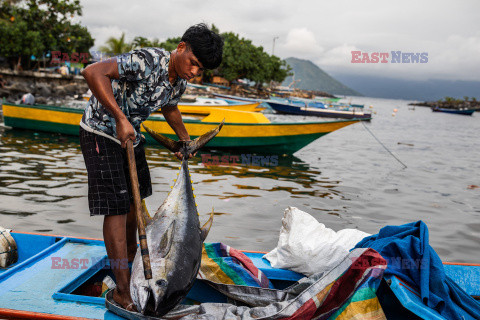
[156,279,168,287]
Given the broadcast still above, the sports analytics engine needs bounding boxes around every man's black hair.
[181,23,223,70]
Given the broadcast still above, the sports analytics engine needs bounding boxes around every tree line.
[0,0,290,85]
[0,0,94,69]
[99,25,291,86]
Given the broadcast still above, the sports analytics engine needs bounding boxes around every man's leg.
[103,214,136,311]
[126,203,138,263]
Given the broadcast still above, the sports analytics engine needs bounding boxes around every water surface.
[0,97,479,262]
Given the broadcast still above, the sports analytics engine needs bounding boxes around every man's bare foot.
[113,287,137,312]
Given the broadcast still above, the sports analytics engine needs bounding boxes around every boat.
[431,107,475,115]
[0,230,299,319]
[2,102,359,153]
[1,230,479,319]
[210,94,371,120]
[211,94,343,106]
[265,100,372,120]
[211,93,262,103]
[65,96,265,114]
[177,97,265,114]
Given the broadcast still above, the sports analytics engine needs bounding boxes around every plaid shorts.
[80,127,152,216]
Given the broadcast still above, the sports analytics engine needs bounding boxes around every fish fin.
[200,208,214,242]
[186,120,225,155]
[159,221,175,258]
[138,286,151,314]
[142,124,183,153]
[143,120,224,156]
[141,200,152,225]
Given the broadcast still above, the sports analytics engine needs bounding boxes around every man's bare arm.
[161,106,194,159]
[81,59,135,148]
[162,106,190,141]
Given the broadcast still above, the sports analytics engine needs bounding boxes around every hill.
[282,57,361,96]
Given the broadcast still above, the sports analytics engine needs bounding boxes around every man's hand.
[162,106,194,159]
[174,140,196,160]
[117,118,136,148]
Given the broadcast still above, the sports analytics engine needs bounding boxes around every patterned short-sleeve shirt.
[80,48,187,145]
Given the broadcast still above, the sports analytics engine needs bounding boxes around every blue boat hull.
[432,107,475,115]
[267,101,372,120]
[1,231,479,319]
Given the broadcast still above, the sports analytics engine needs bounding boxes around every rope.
[361,121,407,169]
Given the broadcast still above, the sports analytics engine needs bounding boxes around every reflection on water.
[0,125,350,251]
[1,97,480,263]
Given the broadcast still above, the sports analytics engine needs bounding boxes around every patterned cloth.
[81,47,187,145]
[199,243,273,288]
[165,245,388,320]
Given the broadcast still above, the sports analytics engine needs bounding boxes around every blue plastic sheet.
[354,221,480,320]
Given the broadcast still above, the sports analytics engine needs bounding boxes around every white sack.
[264,207,370,276]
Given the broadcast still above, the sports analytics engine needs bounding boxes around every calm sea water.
[1,97,479,262]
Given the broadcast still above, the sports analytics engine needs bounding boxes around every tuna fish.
[129,122,223,316]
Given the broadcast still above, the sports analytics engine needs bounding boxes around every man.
[80,24,223,311]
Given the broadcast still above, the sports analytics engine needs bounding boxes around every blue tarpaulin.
[354,221,480,320]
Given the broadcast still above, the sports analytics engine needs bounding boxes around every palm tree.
[131,36,151,49]
[150,38,163,47]
[99,33,132,55]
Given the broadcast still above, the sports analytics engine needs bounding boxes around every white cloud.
[283,28,324,57]
[77,0,480,81]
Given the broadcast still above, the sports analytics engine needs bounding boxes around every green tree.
[99,33,132,55]
[218,32,291,86]
[0,18,44,65]
[132,36,151,49]
[159,37,181,52]
[0,0,94,68]
[127,25,291,85]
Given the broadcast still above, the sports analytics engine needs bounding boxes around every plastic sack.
[0,226,18,268]
[264,207,371,276]
[21,93,35,105]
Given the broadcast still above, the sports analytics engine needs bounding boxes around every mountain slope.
[282,57,361,96]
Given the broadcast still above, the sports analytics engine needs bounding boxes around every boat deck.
[0,233,115,319]
[1,232,479,319]
[0,232,302,319]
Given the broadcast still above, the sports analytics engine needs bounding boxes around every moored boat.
[177,99,265,114]
[266,100,372,120]
[431,107,475,115]
[211,93,261,103]
[0,230,479,319]
[2,102,359,153]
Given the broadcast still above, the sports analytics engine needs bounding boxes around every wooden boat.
[0,230,479,319]
[2,102,359,153]
[266,100,372,120]
[431,107,475,115]
[211,93,261,103]
[178,96,265,113]
[177,101,265,114]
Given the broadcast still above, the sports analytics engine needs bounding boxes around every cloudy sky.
[79,0,480,82]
